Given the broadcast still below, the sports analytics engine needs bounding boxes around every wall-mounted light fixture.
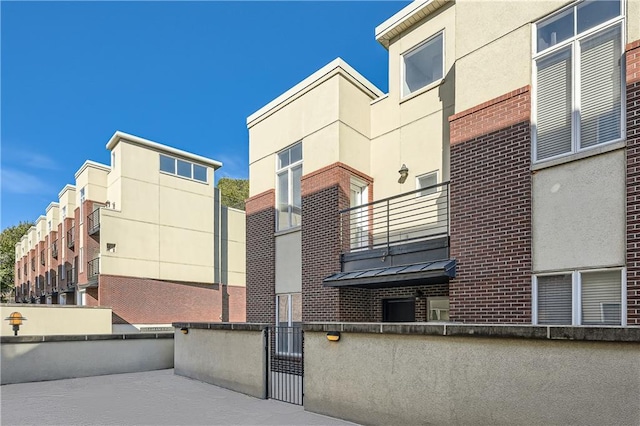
[398,164,409,184]
[326,331,341,342]
[5,312,27,336]
[180,327,189,335]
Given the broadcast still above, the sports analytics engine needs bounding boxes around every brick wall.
[245,190,276,323]
[99,274,223,324]
[371,284,449,322]
[301,162,373,322]
[626,40,640,325]
[449,87,532,323]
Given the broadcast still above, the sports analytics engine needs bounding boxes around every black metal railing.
[40,251,45,265]
[67,226,75,248]
[51,240,58,258]
[66,267,76,286]
[267,326,304,405]
[88,206,103,235]
[340,182,449,254]
[87,258,100,280]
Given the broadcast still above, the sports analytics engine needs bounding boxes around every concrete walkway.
[0,369,355,425]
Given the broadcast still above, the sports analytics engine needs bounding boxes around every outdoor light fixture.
[326,331,341,342]
[398,164,409,184]
[5,312,27,336]
[180,327,189,334]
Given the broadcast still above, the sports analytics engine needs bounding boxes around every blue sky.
[1,0,409,230]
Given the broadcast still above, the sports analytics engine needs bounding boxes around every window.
[533,0,624,162]
[416,171,438,197]
[79,248,84,273]
[159,154,207,183]
[106,243,116,253]
[350,180,368,249]
[276,293,302,355]
[402,31,444,97]
[79,187,86,224]
[62,206,66,219]
[533,268,625,326]
[427,297,450,321]
[276,142,302,231]
[48,220,51,232]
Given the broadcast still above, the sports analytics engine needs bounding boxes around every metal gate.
[266,326,304,405]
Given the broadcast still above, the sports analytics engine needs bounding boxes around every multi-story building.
[245,0,640,328]
[14,131,246,331]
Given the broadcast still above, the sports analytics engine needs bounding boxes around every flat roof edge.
[74,160,111,180]
[375,0,449,48]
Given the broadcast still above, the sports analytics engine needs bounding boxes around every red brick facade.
[245,190,276,323]
[626,40,640,325]
[449,87,532,323]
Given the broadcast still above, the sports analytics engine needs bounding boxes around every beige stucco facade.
[0,304,112,336]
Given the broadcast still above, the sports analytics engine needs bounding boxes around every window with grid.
[534,268,624,325]
[275,293,302,355]
[276,142,302,231]
[533,0,624,162]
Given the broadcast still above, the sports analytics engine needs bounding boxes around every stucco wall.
[0,304,112,336]
[532,149,626,272]
[304,330,640,425]
[0,333,174,385]
[173,325,266,399]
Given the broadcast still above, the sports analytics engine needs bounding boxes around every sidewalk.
[0,369,355,425]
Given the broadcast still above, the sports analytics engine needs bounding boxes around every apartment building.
[245,0,640,328]
[14,131,246,330]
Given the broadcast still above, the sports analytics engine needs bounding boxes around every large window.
[276,143,302,231]
[402,31,444,98]
[276,293,302,355]
[533,268,625,325]
[159,154,208,183]
[533,0,624,162]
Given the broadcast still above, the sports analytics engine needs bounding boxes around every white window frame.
[275,142,303,231]
[532,267,626,326]
[275,293,302,356]
[415,170,439,197]
[401,30,445,99]
[427,296,450,322]
[531,1,626,164]
[349,179,369,250]
[79,187,86,224]
[159,154,208,183]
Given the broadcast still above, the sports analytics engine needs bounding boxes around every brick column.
[625,40,640,325]
[245,190,276,323]
[449,87,532,323]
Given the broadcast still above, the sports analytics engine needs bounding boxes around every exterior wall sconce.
[326,331,341,342]
[180,327,189,334]
[398,164,409,184]
[5,312,27,336]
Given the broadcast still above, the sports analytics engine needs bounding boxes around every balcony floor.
[0,369,353,425]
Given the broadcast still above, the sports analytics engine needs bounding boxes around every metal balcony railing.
[40,251,45,265]
[66,267,76,286]
[51,240,58,258]
[87,258,100,280]
[67,226,75,248]
[88,206,103,236]
[340,182,449,254]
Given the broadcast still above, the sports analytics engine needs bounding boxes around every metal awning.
[323,259,456,289]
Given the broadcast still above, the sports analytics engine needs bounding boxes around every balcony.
[325,182,455,289]
[67,226,75,249]
[87,206,103,236]
[87,258,100,282]
[66,267,76,287]
[52,240,58,259]
[40,251,45,266]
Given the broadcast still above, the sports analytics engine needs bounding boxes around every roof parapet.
[74,160,111,180]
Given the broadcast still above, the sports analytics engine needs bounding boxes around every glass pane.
[278,150,290,169]
[277,172,289,229]
[403,32,443,96]
[577,0,621,34]
[193,164,207,182]
[428,297,449,321]
[278,295,289,324]
[537,8,574,52]
[537,274,572,325]
[536,47,572,160]
[290,143,302,164]
[160,155,175,173]
[418,173,437,197]
[291,166,302,227]
[580,24,622,149]
[291,293,302,322]
[177,160,191,178]
[581,270,621,325]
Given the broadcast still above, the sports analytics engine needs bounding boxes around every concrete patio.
[0,369,355,425]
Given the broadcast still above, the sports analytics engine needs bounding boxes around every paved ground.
[0,369,355,425]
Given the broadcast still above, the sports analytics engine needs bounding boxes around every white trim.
[247,58,383,126]
[531,276,538,325]
[74,160,110,180]
[57,184,76,199]
[375,0,449,48]
[621,267,627,327]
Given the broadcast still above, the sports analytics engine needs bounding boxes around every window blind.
[580,24,622,149]
[537,274,572,325]
[536,48,572,160]
[581,270,621,325]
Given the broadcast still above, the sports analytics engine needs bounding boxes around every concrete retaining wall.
[1,304,112,336]
[303,324,640,425]
[0,333,174,385]
[173,323,267,398]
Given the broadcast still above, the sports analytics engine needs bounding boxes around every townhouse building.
[245,0,640,328]
[14,131,246,330]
